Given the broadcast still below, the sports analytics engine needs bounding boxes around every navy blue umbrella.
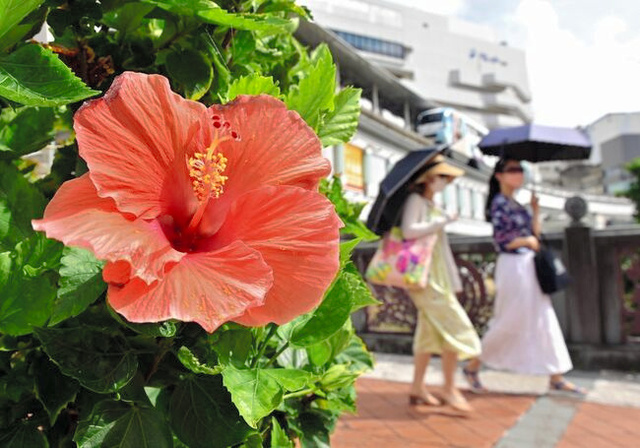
[478,123,591,162]
[366,146,443,236]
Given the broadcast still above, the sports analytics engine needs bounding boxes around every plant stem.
[264,342,289,368]
[251,324,278,368]
[144,338,173,383]
[283,389,315,400]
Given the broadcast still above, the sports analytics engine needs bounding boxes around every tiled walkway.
[333,378,535,447]
[557,402,640,448]
[331,353,640,447]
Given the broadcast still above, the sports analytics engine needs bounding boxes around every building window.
[332,30,406,59]
[365,153,388,198]
[443,184,458,215]
[343,143,365,192]
[473,191,485,220]
[458,186,472,218]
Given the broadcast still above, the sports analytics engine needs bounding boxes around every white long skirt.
[480,251,573,375]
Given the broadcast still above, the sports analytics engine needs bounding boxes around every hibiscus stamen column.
[186,133,229,233]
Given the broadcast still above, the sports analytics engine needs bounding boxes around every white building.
[302,0,532,129]
[587,112,640,195]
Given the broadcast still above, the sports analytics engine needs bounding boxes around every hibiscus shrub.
[0,1,378,447]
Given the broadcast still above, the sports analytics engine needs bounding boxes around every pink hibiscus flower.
[32,72,342,332]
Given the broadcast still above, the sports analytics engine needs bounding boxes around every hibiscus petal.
[32,174,184,284]
[211,186,341,327]
[199,95,331,234]
[107,241,274,333]
[74,71,208,219]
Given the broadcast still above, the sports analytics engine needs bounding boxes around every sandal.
[463,367,487,394]
[441,392,473,413]
[549,380,587,396]
[409,392,441,406]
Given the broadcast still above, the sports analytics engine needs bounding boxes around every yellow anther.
[187,139,228,202]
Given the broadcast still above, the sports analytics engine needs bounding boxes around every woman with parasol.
[463,158,585,394]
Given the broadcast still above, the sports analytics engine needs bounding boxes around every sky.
[384,0,640,128]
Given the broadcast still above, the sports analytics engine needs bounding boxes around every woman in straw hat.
[402,154,482,412]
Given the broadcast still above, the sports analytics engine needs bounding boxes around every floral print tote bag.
[365,227,437,289]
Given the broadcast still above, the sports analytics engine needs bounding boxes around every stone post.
[563,196,603,343]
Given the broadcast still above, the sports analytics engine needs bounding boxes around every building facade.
[588,112,640,195]
[302,0,532,129]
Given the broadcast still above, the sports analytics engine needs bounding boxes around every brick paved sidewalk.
[331,353,640,447]
[557,402,640,448]
[332,378,640,447]
[333,378,534,447]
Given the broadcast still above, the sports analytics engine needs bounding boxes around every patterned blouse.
[490,193,533,253]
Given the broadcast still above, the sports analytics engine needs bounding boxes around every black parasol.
[366,146,444,236]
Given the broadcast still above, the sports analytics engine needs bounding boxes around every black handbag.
[533,246,571,294]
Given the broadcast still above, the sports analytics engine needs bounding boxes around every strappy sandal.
[549,380,587,396]
[409,392,441,406]
[463,367,488,394]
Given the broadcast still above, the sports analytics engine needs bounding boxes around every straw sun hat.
[415,154,465,184]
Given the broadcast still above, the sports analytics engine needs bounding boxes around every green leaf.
[318,87,361,147]
[0,0,44,43]
[0,107,55,159]
[0,161,46,249]
[335,334,374,375]
[0,345,34,401]
[221,365,283,428]
[344,264,380,312]
[119,320,178,337]
[307,321,353,367]
[0,234,59,336]
[34,355,80,425]
[260,0,311,20]
[142,0,219,16]
[318,364,358,392]
[205,30,231,97]
[320,177,378,241]
[102,3,155,36]
[227,73,280,102]
[211,327,253,367]
[296,410,332,448]
[240,433,263,448]
[270,417,293,448]
[0,5,46,51]
[263,369,312,392]
[170,375,254,448]
[74,400,172,448]
[285,44,335,130]
[165,48,213,101]
[341,219,379,241]
[339,238,361,268]
[49,247,106,326]
[0,44,98,107]
[15,231,63,276]
[0,422,48,448]
[275,346,308,370]
[34,326,138,393]
[176,346,222,375]
[197,8,295,33]
[306,340,332,366]
[289,272,354,347]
